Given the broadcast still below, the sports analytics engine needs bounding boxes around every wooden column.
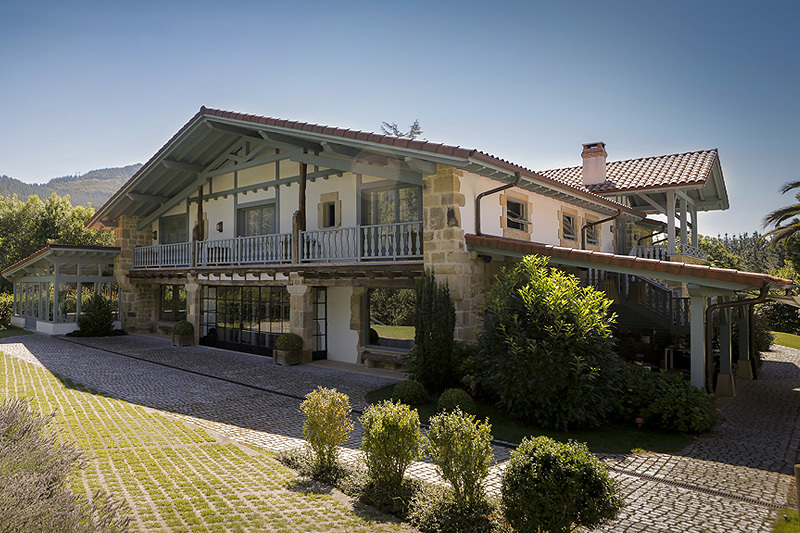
[717,296,736,396]
[690,203,699,248]
[688,286,707,389]
[666,191,676,255]
[679,196,688,254]
[298,162,307,232]
[738,304,753,379]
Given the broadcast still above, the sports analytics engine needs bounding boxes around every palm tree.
[762,180,800,246]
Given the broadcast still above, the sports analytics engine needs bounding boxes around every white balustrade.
[132,242,191,268]
[301,221,423,262]
[196,233,291,266]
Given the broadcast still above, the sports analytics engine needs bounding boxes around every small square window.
[322,201,337,228]
[507,200,528,231]
[586,223,599,244]
[562,214,577,240]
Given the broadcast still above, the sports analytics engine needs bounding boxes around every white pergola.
[2,245,120,335]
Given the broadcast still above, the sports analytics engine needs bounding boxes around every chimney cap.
[582,142,607,159]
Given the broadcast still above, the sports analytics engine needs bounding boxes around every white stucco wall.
[325,286,359,363]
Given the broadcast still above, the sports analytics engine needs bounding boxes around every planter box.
[173,334,194,347]
[274,349,300,366]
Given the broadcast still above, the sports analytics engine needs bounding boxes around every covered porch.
[465,234,793,395]
[1,245,121,335]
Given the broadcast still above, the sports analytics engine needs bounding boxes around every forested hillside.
[0,164,141,207]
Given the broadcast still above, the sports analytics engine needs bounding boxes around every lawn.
[772,331,800,350]
[372,325,415,340]
[0,326,32,340]
[0,352,407,532]
[366,383,695,455]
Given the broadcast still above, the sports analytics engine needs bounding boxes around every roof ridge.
[539,147,718,174]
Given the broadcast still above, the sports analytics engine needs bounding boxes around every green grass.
[372,325,415,340]
[0,326,32,339]
[773,508,799,533]
[366,383,695,455]
[773,331,800,350]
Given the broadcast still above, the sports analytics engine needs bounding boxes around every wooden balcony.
[629,244,707,262]
[131,221,423,269]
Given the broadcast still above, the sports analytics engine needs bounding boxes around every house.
[4,107,791,396]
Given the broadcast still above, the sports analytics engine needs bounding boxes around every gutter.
[475,171,521,236]
[704,283,769,392]
[580,209,623,249]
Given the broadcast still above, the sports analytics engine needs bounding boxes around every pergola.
[2,244,120,335]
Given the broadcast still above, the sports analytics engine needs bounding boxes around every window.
[361,185,421,226]
[586,221,599,245]
[159,284,187,322]
[506,199,527,231]
[322,201,337,228]
[160,215,187,244]
[562,214,577,241]
[237,203,276,237]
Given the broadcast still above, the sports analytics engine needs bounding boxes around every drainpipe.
[475,171,521,236]
[580,209,622,249]
[704,283,769,392]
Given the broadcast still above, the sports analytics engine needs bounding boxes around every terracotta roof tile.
[464,234,792,289]
[539,149,718,194]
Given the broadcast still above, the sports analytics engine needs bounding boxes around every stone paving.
[1,333,797,532]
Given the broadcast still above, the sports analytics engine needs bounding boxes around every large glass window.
[160,215,188,244]
[361,185,421,226]
[237,203,276,237]
[159,284,187,322]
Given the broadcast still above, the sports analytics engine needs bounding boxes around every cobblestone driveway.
[1,333,796,532]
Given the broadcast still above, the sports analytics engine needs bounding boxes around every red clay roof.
[464,234,792,289]
[1,244,120,276]
[539,149,718,194]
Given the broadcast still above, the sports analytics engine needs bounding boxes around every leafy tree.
[762,180,800,246]
[380,120,423,139]
[478,255,621,430]
[369,288,415,326]
[698,235,743,270]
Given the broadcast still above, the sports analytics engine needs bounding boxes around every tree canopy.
[380,119,423,139]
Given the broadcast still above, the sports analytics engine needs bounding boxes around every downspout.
[580,209,623,249]
[704,283,770,392]
[475,171,521,236]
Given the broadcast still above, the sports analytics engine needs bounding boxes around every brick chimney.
[581,142,607,185]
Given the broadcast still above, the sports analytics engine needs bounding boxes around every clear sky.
[1,1,798,237]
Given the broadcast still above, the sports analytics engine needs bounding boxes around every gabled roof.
[87,107,644,230]
[465,234,791,292]
[538,149,729,213]
[1,244,120,279]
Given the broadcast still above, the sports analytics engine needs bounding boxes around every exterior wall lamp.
[152,230,157,240]
[216,221,223,233]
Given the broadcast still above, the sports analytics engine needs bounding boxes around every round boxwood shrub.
[478,255,621,429]
[391,380,428,406]
[501,436,622,533]
[76,293,115,337]
[172,320,194,336]
[276,332,303,352]
[437,388,476,415]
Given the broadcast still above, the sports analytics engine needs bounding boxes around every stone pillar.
[688,287,707,389]
[115,215,158,333]
[717,297,736,396]
[288,282,314,364]
[422,165,493,343]
[738,305,753,379]
[185,273,202,344]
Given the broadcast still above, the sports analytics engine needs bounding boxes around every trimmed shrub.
[360,400,421,488]
[76,293,114,337]
[478,255,622,429]
[299,387,354,473]
[276,332,303,352]
[615,363,720,433]
[761,300,800,334]
[501,436,622,533]
[172,320,194,336]
[424,408,493,510]
[408,483,496,533]
[0,398,130,532]
[437,388,476,415]
[405,269,456,393]
[392,380,428,406]
[0,292,12,327]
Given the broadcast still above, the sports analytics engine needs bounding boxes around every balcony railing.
[131,221,423,269]
[629,244,707,262]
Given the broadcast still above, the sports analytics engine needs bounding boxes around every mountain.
[0,164,142,208]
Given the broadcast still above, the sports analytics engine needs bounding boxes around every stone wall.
[115,216,159,333]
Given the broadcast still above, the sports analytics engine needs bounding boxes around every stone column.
[288,282,314,364]
[115,215,158,333]
[185,273,202,344]
[688,286,707,389]
[716,297,736,396]
[738,305,753,379]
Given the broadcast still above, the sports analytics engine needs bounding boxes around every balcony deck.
[132,221,423,269]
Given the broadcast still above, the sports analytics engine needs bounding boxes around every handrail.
[300,221,423,262]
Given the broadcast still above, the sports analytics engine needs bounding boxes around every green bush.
[405,269,456,393]
[761,301,800,334]
[437,388,476,415]
[478,255,622,429]
[408,484,496,533]
[424,408,493,510]
[392,380,428,405]
[172,320,194,336]
[614,363,720,433]
[299,387,354,473]
[0,292,12,327]
[276,332,303,352]
[370,288,416,326]
[360,400,421,488]
[453,342,482,397]
[0,398,130,532]
[76,293,115,337]
[501,436,622,533]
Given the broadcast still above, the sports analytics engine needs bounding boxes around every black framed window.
[237,203,276,237]
[361,185,421,226]
[159,284,186,322]
[507,199,527,231]
[586,222,599,245]
[562,214,577,241]
[160,215,188,245]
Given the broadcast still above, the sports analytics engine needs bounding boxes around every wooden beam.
[259,131,321,152]
[161,160,204,173]
[635,193,667,215]
[675,190,695,206]
[202,149,301,179]
[403,157,437,175]
[127,193,169,204]
[289,153,422,185]
[298,162,307,231]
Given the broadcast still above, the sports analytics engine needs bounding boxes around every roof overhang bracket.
[635,193,667,215]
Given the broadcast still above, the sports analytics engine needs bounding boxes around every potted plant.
[274,332,303,366]
[172,320,195,347]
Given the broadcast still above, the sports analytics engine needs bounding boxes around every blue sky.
[1,1,798,237]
